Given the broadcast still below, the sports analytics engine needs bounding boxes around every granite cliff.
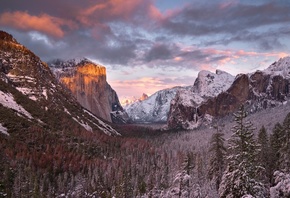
[49,59,122,122]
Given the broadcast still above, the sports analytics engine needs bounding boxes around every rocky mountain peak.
[264,56,290,78]
[140,93,149,101]
[193,69,235,98]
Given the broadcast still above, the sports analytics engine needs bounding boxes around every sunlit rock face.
[49,59,122,122]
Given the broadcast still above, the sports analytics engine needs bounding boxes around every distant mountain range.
[124,69,235,125]
[125,57,290,130]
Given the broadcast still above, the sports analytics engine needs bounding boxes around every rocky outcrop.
[167,58,290,130]
[49,59,122,122]
[167,70,235,129]
[198,74,250,118]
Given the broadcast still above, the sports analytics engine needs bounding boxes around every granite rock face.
[49,59,122,122]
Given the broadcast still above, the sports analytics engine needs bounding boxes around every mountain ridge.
[0,30,120,136]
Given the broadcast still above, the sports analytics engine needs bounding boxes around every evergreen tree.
[219,105,267,198]
[208,131,226,191]
[169,152,195,198]
[269,122,285,178]
[257,126,271,183]
[280,112,290,172]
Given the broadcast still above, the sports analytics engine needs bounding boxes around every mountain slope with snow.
[0,30,120,136]
[193,69,235,98]
[125,87,190,123]
[263,57,290,78]
[168,56,290,130]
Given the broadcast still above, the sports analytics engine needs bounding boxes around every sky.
[1,0,290,100]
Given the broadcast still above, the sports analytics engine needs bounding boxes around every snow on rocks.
[0,90,33,119]
[264,56,290,79]
[73,117,93,132]
[0,123,9,136]
[125,86,189,123]
[193,69,235,98]
[83,109,120,136]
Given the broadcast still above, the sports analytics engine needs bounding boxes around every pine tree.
[280,112,290,172]
[208,130,226,191]
[269,122,285,178]
[257,126,271,183]
[169,152,195,198]
[219,105,267,198]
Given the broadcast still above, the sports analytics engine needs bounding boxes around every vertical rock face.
[167,70,235,129]
[197,74,250,118]
[49,59,122,122]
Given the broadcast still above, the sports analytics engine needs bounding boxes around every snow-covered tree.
[219,105,268,198]
[168,152,197,198]
[270,171,290,198]
[208,131,226,191]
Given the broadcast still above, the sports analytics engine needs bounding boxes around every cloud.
[159,2,290,36]
[1,0,289,88]
[144,43,175,62]
[110,75,193,97]
[0,11,76,37]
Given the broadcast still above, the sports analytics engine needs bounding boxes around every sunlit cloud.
[1,0,290,98]
[0,11,76,37]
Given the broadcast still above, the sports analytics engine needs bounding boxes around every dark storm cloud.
[160,2,290,36]
[203,26,290,51]
[144,44,175,62]
[157,1,290,52]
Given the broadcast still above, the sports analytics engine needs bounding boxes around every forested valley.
[1,104,290,198]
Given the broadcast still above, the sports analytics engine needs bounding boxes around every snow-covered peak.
[193,69,235,97]
[263,56,290,78]
[49,58,104,69]
[125,86,189,123]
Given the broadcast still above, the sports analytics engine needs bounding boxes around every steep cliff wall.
[50,59,122,122]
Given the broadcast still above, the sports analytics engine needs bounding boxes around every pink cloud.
[110,77,179,97]
[0,11,76,37]
[78,0,162,26]
[219,0,239,10]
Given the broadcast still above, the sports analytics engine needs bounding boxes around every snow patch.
[0,123,9,136]
[42,88,48,100]
[64,107,71,115]
[0,90,33,119]
[73,117,92,132]
[7,73,36,83]
[83,109,120,136]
